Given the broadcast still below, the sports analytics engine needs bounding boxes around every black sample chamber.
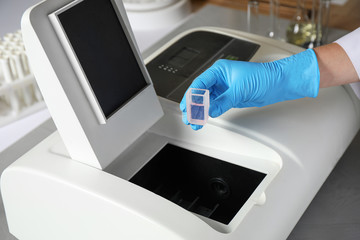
[130,144,266,225]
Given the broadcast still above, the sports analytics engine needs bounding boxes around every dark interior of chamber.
[130,144,266,224]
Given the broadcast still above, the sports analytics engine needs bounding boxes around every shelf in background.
[191,0,360,31]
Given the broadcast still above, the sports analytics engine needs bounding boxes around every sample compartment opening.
[130,144,266,225]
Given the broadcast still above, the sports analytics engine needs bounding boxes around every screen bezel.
[49,0,151,124]
[22,0,163,169]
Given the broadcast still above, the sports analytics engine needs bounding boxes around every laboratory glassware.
[268,0,280,38]
[247,0,259,35]
[186,88,209,125]
[286,0,313,47]
[314,0,331,46]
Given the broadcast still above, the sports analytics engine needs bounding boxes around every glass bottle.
[268,0,280,38]
[286,0,313,47]
[315,0,331,46]
[247,0,259,34]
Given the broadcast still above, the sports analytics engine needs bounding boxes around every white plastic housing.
[1,111,282,239]
[2,26,360,240]
[125,0,191,31]
[21,0,163,169]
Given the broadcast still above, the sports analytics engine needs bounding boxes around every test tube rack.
[0,30,45,127]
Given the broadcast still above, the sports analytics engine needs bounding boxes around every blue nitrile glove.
[180,49,320,130]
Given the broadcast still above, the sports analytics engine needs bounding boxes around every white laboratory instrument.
[124,0,191,31]
[124,0,180,11]
[1,1,360,240]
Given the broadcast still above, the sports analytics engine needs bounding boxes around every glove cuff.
[277,49,320,100]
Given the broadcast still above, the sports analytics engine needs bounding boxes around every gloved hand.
[180,49,320,130]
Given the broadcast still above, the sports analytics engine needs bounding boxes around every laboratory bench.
[1,2,360,240]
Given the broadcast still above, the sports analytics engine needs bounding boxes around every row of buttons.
[158,64,178,74]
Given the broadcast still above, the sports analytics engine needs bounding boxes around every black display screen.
[58,0,148,118]
[168,47,199,68]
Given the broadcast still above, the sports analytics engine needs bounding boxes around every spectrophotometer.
[1,0,360,239]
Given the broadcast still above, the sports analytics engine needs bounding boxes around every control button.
[158,65,178,74]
